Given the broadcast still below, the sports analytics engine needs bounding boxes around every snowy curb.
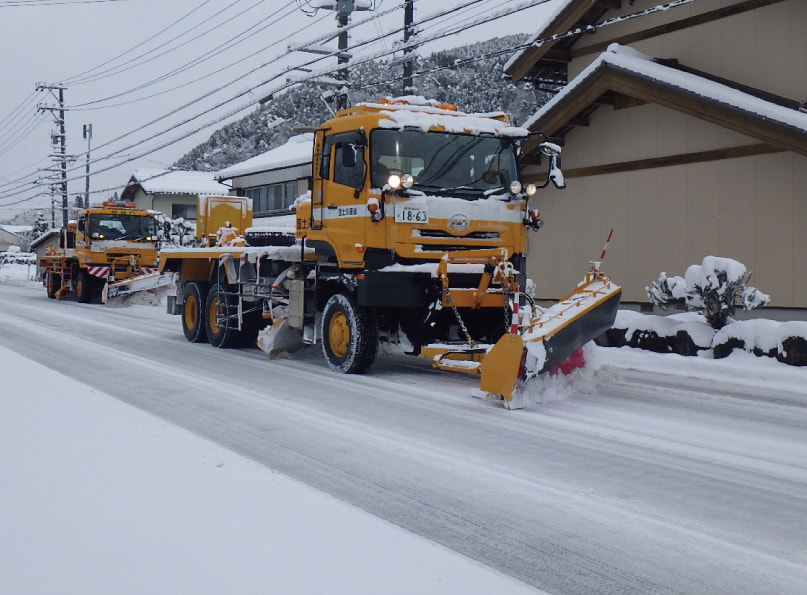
[596,310,807,366]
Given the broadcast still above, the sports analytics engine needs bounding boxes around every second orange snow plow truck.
[39,201,160,303]
[159,98,621,405]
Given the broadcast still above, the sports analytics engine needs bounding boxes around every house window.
[172,204,197,220]
[244,181,303,215]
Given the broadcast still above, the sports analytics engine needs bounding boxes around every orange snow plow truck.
[159,98,621,406]
[39,201,161,303]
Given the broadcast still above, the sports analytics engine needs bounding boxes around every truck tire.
[75,271,93,303]
[182,282,209,343]
[205,283,242,348]
[321,292,379,374]
[46,272,61,299]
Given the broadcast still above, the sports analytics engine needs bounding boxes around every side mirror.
[538,141,566,190]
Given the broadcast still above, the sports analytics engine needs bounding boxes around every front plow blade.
[480,272,621,404]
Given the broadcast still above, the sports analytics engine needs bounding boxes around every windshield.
[89,214,157,240]
[370,129,519,197]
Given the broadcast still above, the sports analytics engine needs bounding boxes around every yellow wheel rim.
[76,278,84,296]
[328,311,350,358]
[184,295,198,330]
[208,295,221,336]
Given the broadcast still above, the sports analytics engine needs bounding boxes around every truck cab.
[300,98,545,273]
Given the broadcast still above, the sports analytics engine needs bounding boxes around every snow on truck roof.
[345,97,530,138]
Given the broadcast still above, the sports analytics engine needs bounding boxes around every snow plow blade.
[103,272,175,303]
[480,271,621,403]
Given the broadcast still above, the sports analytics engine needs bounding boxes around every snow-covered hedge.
[596,310,807,366]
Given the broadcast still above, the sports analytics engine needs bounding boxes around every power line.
[65,0,254,86]
[1,0,699,209]
[61,0,217,85]
[68,0,300,108]
[0,0,131,6]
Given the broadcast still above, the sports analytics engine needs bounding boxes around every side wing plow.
[103,272,176,303]
[479,270,622,405]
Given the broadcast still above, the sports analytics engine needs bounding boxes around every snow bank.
[602,310,807,365]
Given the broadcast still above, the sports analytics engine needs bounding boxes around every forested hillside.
[175,34,555,172]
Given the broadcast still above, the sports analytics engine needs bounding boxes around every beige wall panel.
[625,171,659,298]
[572,0,723,60]
[792,154,807,303]
[656,108,689,156]
[526,177,629,299]
[789,3,807,97]
[752,154,794,306]
[570,1,802,100]
[652,167,688,279]
[717,157,756,266]
[529,151,806,307]
[563,102,758,170]
[717,7,755,86]
[625,105,657,160]
[684,162,721,267]
[752,3,791,98]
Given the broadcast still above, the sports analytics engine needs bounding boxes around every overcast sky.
[0,0,560,219]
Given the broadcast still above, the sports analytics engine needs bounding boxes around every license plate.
[395,205,428,223]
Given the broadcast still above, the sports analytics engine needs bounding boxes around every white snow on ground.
[0,264,542,594]
[0,343,540,595]
[2,262,806,593]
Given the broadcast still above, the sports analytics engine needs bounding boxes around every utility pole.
[293,1,373,111]
[334,0,357,111]
[83,124,92,209]
[37,83,69,228]
[50,184,56,228]
[402,0,415,95]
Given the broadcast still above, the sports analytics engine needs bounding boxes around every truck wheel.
[205,283,242,348]
[182,282,209,343]
[321,292,379,374]
[75,271,94,303]
[46,272,61,299]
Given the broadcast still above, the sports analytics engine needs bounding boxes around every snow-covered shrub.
[646,256,770,329]
[598,310,713,355]
[713,320,807,365]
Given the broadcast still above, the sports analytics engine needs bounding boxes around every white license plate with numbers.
[395,205,428,223]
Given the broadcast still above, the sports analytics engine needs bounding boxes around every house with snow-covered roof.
[0,225,25,252]
[506,0,807,311]
[120,169,230,221]
[215,134,313,217]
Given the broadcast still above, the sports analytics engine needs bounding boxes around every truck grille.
[415,230,500,240]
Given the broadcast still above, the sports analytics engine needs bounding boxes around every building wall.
[523,0,807,308]
[570,0,807,101]
[0,229,20,252]
[528,142,806,308]
[128,187,199,220]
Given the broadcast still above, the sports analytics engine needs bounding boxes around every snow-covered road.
[1,282,806,594]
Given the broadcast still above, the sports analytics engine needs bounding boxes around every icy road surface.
[1,282,806,594]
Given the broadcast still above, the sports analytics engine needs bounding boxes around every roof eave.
[504,0,603,82]
[528,61,807,158]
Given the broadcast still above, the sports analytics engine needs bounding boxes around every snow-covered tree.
[646,256,770,329]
